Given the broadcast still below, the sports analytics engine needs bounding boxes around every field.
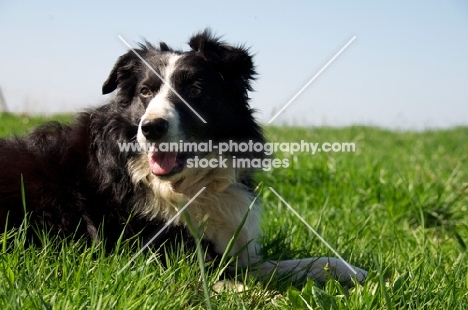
[0,113,467,309]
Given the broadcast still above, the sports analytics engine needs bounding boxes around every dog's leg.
[197,185,367,286]
[82,214,100,243]
[254,257,367,286]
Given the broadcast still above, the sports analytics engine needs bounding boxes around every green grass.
[1,113,467,309]
[0,113,73,136]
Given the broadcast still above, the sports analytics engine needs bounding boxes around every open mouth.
[148,151,189,177]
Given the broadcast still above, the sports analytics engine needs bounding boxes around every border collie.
[0,30,366,285]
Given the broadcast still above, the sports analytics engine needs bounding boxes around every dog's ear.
[189,30,256,90]
[102,52,138,95]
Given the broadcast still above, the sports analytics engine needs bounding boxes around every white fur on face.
[137,54,183,144]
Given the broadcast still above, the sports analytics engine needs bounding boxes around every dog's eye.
[188,86,202,98]
[140,87,152,97]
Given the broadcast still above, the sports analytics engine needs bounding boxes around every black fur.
[0,30,264,254]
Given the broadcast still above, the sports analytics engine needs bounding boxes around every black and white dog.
[0,30,366,285]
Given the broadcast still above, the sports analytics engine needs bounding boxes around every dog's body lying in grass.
[0,30,366,285]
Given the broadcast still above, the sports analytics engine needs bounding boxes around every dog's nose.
[141,118,169,140]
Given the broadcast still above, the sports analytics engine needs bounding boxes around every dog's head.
[102,30,264,182]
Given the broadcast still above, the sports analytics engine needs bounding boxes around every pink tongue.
[149,151,178,175]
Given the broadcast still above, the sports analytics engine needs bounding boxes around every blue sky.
[0,0,467,129]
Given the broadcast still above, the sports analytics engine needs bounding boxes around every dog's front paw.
[308,257,367,286]
[257,257,367,286]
